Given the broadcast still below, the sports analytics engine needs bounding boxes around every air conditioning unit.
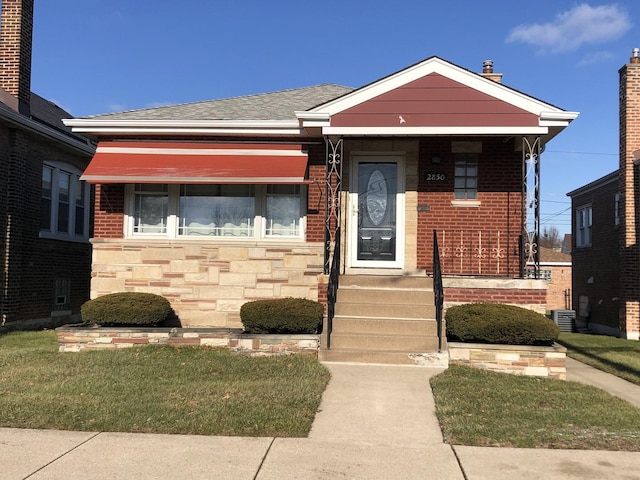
[551,310,576,333]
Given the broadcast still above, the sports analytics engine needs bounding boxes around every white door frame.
[348,153,405,269]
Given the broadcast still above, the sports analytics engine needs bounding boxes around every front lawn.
[558,333,640,386]
[431,365,640,451]
[0,331,330,437]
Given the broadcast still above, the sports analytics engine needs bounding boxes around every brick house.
[65,56,577,360]
[0,0,95,330]
[531,246,572,311]
[568,50,640,340]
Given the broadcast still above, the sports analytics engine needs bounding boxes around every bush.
[240,297,324,334]
[446,303,560,346]
[81,292,172,327]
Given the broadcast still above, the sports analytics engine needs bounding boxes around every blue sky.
[29,1,640,236]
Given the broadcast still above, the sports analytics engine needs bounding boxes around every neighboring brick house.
[533,246,572,311]
[65,55,577,355]
[0,0,95,330]
[568,50,640,340]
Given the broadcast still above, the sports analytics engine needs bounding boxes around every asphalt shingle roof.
[539,246,571,263]
[0,92,79,138]
[84,84,354,121]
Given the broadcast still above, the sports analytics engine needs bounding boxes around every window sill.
[39,231,90,244]
[123,235,307,242]
[450,200,481,208]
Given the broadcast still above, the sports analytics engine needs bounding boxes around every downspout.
[1,214,10,326]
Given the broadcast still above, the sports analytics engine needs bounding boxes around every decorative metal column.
[324,137,343,273]
[522,136,541,278]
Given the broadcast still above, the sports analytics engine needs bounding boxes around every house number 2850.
[425,173,446,181]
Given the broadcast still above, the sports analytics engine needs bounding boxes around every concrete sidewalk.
[1,361,640,480]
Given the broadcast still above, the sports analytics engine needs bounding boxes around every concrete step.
[335,302,436,319]
[336,287,434,306]
[339,274,432,290]
[331,316,438,336]
[318,349,429,365]
[329,333,440,352]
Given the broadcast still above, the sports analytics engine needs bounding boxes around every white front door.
[348,155,405,268]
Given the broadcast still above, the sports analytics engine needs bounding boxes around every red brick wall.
[445,287,546,306]
[417,137,522,275]
[94,184,125,238]
[545,265,572,311]
[0,0,33,112]
[619,58,640,336]
[306,144,327,243]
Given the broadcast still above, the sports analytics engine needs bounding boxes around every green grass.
[0,331,330,437]
[431,365,640,451]
[557,333,640,386]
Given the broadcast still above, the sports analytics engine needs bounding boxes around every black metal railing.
[433,230,444,353]
[326,227,341,350]
[435,229,520,277]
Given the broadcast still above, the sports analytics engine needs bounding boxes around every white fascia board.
[67,126,305,136]
[540,111,579,121]
[539,111,580,127]
[64,119,300,128]
[310,57,571,117]
[321,126,549,136]
[63,119,303,136]
[295,111,330,124]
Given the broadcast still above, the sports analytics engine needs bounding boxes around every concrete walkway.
[1,361,640,479]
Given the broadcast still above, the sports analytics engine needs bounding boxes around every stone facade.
[57,325,319,356]
[90,239,324,327]
[448,341,567,380]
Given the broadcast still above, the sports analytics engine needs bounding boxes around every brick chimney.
[480,60,502,84]
[0,0,34,116]
[618,48,640,338]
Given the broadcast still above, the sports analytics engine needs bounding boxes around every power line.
[546,150,617,156]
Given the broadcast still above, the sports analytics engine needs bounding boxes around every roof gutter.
[0,108,94,156]
[63,118,304,137]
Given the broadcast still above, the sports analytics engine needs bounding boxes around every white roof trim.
[308,57,574,119]
[64,119,303,136]
[321,126,549,136]
[65,119,300,128]
[540,111,580,121]
[97,145,306,157]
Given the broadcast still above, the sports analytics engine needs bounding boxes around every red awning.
[81,142,310,184]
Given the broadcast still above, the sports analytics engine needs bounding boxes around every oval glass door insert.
[366,169,387,226]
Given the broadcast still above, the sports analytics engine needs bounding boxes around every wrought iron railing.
[433,230,444,353]
[435,229,521,277]
[325,227,341,350]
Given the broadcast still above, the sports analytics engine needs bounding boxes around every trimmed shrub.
[446,303,560,346]
[240,297,323,334]
[81,292,172,327]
